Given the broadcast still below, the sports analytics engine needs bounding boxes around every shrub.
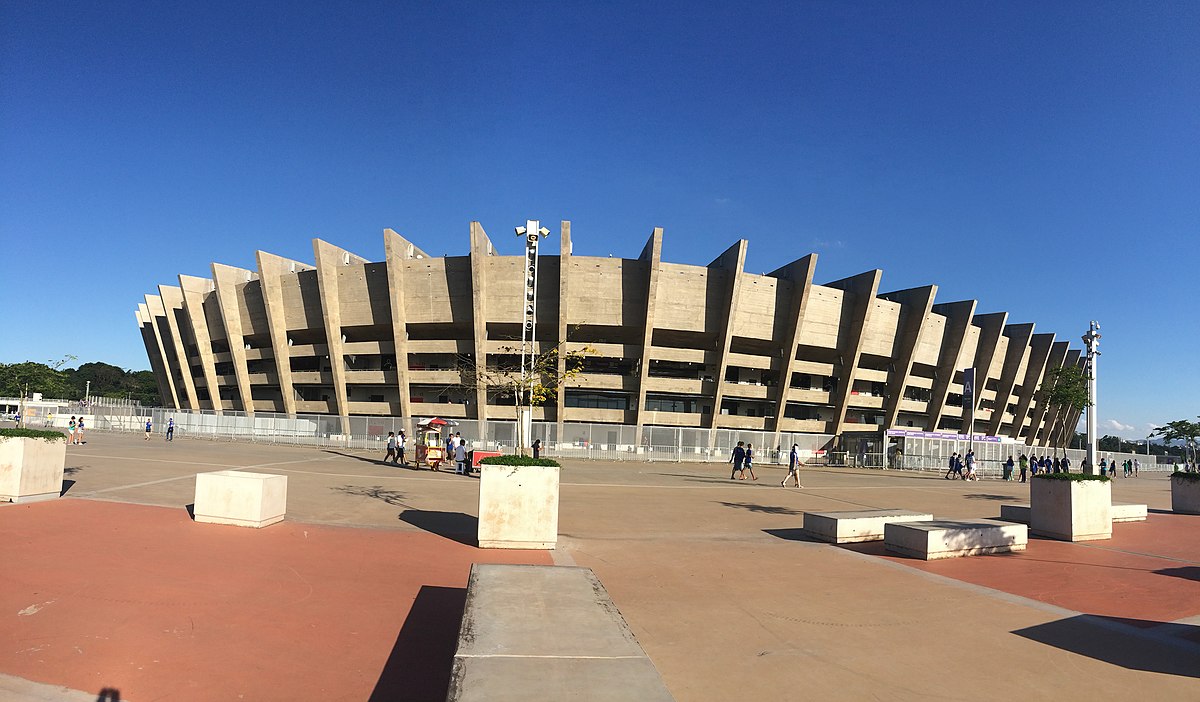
[1171,471,1200,482]
[0,427,67,442]
[479,455,561,467]
[1034,472,1110,482]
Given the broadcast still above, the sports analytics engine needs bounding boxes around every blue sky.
[1,1,1196,438]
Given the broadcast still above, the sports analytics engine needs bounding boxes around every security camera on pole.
[515,220,550,452]
[1082,321,1101,475]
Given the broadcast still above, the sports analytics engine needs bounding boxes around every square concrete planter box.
[478,464,559,549]
[193,470,288,528]
[1170,473,1200,515]
[0,435,67,503]
[1030,477,1111,541]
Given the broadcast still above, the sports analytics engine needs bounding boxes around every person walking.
[730,441,747,480]
[964,450,978,481]
[384,432,399,464]
[781,444,804,488]
[68,416,77,444]
[1061,455,1071,473]
[1134,458,1140,477]
[144,417,152,440]
[397,430,407,466]
[1004,456,1015,481]
[1052,456,1061,473]
[166,417,175,441]
[1018,454,1029,482]
[744,444,758,481]
[75,416,85,444]
[1099,457,1108,476]
[532,438,542,459]
[945,452,960,480]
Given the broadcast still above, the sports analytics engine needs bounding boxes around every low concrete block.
[1170,474,1200,515]
[193,470,287,528]
[884,520,1028,560]
[448,564,674,701]
[1111,502,1147,522]
[999,503,1031,524]
[0,436,67,504]
[1030,478,1111,541]
[478,464,559,549]
[802,509,934,543]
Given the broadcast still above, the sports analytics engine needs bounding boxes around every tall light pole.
[1082,321,1101,474]
[515,220,550,450]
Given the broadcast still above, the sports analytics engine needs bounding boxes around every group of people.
[1099,457,1140,478]
[728,441,805,488]
[383,429,474,475]
[142,416,176,441]
[66,415,86,444]
[944,450,979,480]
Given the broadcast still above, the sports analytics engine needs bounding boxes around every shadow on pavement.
[61,479,76,496]
[96,687,122,701]
[400,510,478,546]
[370,585,467,701]
[185,503,195,520]
[963,493,1015,501]
[65,465,83,476]
[323,449,423,470]
[1012,615,1200,677]
[1155,565,1200,582]
[716,501,802,516]
[762,528,824,543]
[333,484,411,507]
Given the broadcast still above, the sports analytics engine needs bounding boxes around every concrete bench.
[447,564,674,702]
[802,509,934,543]
[884,520,1028,560]
[193,470,287,528]
[1000,502,1146,524]
[1111,502,1148,522]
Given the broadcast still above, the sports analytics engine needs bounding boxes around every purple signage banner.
[885,428,1002,443]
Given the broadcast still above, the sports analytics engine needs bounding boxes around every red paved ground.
[851,514,1200,624]
[0,499,551,702]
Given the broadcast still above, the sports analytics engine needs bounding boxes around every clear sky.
[1,1,1196,439]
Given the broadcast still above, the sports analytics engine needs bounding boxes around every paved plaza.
[2,431,1198,701]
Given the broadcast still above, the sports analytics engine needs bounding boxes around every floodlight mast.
[1082,320,1101,474]
[516,220,550,447]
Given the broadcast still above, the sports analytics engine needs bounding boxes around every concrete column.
[144,295,181,409]
[312,240,368,428]
[256,251,315,417]
[877,285,937,432]
[924,300,977,432]
[766,254,818,447]
[211,263,258,415]
[967,312,1008,436]
[157,285,200,410]
[1008,332,1055,440]
[633,228,664,435]
[985,323,1036,437]
[825,270,883,438]
[707,240,748,430]
[1028,341,1070,446]
[179,274,223,413]
[469,222,494,423]
[384,228,429,423]
[136,304,173,407]
[555,221,573,438]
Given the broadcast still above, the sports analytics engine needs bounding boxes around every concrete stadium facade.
[136,221,1083,450]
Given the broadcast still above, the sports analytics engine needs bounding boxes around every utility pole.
[1082,321,1101,475]
[515,219,550,452]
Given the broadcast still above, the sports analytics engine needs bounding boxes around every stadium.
[135,221,1083,461]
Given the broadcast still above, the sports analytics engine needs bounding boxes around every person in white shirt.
[781,444,803,488]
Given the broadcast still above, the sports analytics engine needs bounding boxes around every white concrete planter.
[1170,473,1200,515]
[1030,477,1111,541]
[478,463,560,549]
[193,470,288,528]
[0,435,67,503]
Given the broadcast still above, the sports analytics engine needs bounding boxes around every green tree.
[1153,418,1200,463]
[1044,365,1090,449]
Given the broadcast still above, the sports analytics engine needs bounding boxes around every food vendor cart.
[415,417,457,470]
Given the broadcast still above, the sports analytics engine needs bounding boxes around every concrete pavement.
[2,431,1197,701]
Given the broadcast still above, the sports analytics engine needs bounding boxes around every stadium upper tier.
[137,221,1082,447]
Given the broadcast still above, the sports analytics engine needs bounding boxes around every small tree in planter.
[1170,471,1200,515]
[0,428,68,503]
[1030,473,1111,541]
